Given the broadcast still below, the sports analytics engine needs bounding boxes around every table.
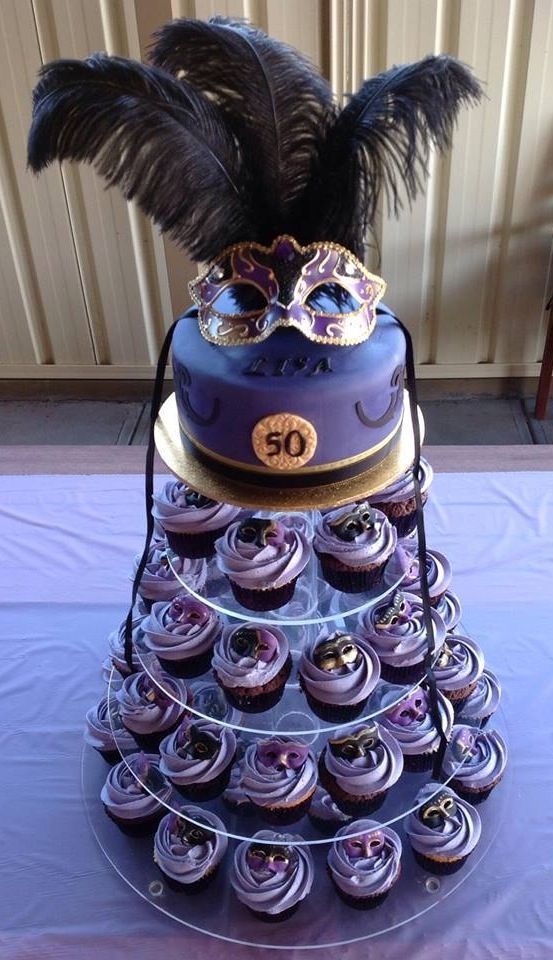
[1,464,552,960]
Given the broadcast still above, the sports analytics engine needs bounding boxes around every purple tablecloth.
[1,471,552,960]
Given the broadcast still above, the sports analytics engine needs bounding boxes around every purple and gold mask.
[256,739,309,771]
[386,687,428,727]
[237,518,286,548]
[189,235,386,347]
[419,792,459,829]
[246,844,294,875]
[342,830,386,860]
[313,634,360,672]
[168,813,212,847]
[168,596,210,627]
[230,626,278,663]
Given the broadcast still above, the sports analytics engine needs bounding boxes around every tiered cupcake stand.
[81,397,509,949]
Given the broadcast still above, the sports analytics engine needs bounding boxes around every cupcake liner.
[255,793,314,826]
[318,753,387,816]
[371,492,428,540]
[302,685,368,724]
[402,750,436,773]
[171,759,235,802]
[158,864,219,893]
[104,806,163,837]
[157,649,213,679]
[440,680,478,705]
[412,849,468,875]
[449,776,502,805]
[228,577,298,612]
[317,554,386,594]
[329,870,395,910]
[217,655,292,714]
[378,659,426,686]
[166,527,228,560]
[248,903,300,923]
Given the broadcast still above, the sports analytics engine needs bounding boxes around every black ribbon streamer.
[124,320,178,673]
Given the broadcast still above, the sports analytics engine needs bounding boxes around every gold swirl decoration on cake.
[251,413,318,470]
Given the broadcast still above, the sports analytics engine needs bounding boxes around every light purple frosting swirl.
[142,597,222,661]
[154,806,228,883]
[100,752,172,820]
[116,669,187,735]
[403,549,452,600]
[212,623,289,689]
[299,631,380,706]
[357,592,446,668]
[215,520,310,589]
[152,479,241,534]
[159,717,236,786]
[309,787,352,825]
[84,694,137,753]
[405,782,481,858]
[239,738,317,809]
[322,723,403,796]
[372,682,454,755]
[443,725,507,789]
[327,819,402,896]
[457,669,501,722]
[135,540,207,602]
[107,612,156,675]
[314,504,396,568]
[434,634,484,694]
[434,591,462,631]
[370,457,433,504]
[231,830,314,915]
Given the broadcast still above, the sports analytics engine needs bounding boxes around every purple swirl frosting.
[357,592,446,668]
[154,806,228,883]
[100,752,172,820]
[116,669,187,735]
[231,830,314,915]
[215,519,310,589]
[434,634,484,694]
[370,457,433,504]
[457,669,501,722]
[434,591,462,631]
[135,540,207,602]
[152,479,241,534]
[403,549,452,601]
[239,737,317,809]
[212,623,289,690]
[372,682,454,756]
[314,504,396,568]
[405,782,481,859]
[327,819,402,896]
[299,631,380,706]
[322,722,403,795]
[159,717,236,786]
[84,694,137,754]
[309,787,352,825]
[443,725,507,789]
[142,595,222,662]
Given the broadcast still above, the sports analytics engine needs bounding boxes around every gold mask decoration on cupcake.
[313,634,360,671]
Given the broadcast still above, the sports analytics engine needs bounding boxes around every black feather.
[149,16,337,241]
[296,55,483,257]
[27,53,254,261]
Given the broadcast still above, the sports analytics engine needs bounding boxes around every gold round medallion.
[251,413,318,470]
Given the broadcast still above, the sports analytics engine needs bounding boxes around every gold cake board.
[154,391,424,511]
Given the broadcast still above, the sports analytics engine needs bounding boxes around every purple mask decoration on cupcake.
[257,739,309,771]
[314,634,360,672]
[168,596,210,626]
[342,830,386,860]
[168,813,212,847]
[230,627,278,662]
[237,518,286,548]
[450,726,477,762]
[419,792,459,829]
[246,843,294,874]
[176,722,220,760]
[375,591,409,630]
[329,504,377,542]
[387,687,428,726]
[190,235,385,347]
[328,724,380,761]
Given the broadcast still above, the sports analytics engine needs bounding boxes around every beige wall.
[0,0,551,379]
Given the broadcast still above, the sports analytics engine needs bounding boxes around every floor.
[0,392,551,445]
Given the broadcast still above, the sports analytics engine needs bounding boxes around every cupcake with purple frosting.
[215,517,310,611]
[327,819,402,908]
[135,540,207,610]
[434,590,462,631]
[142,595,222,678]
[159,716,237,800]
[318,722,403,815]
[237,737,318,824]
[433,634,484,705]
[116,668,188,751]
[231,830,314,922]
[443,725,507,803]
[154,806,228,891]
[403,548,452,608]
[101,752,173,835]
[370,456,433,537]
[456,668,501,727]
[106,608,156,678]
[308,786,352,834]
[299,630,380,722]
[314,503,396,593]
[213,622,291,712]
[373,681,454,771]
[152,479,241,558]
[357,590,446,684]
[85,693,138,763]
[405,781,481,874]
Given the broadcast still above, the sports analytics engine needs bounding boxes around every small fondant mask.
[328,724,380,761]
[237,518,285,548]
[183,488,215,509]
[257,739,309,771]
[375,591,409,630]
[230,627,278,662]
[419,792,459,829]
[178,722,220,760]
[450,727,477,762]
[168,596,210,626]
[169,814,212,847]
[386,688,428,726]
[138,674,171,708]
[436,642,454,669]
[329,504,376,542]
[313,634,360,671]
[246,844,294,874]
[342,831,386,860]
